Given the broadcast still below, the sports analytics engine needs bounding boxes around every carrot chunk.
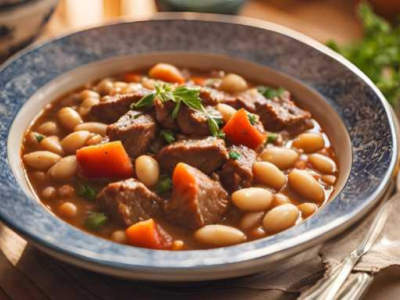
[172,162,198,194]
[126,219,172,250]
[223,109,266,149]
[76,141,133,179]
[123,72,142,83]
[149,63,185,84]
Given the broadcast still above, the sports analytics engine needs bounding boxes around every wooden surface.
[3,1,395,299]
[41,0,363,44]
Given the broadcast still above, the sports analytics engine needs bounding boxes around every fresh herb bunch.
[327,3,400,106]
[133,83,222,136]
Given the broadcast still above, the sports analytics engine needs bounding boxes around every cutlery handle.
[338,272,373,300]
[301,253,359,300]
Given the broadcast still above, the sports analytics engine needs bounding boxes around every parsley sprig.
[327,3,400,106]
[132,83,222,136]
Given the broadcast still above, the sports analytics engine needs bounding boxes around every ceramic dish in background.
[0,15,397,281]
[0,0,58,57]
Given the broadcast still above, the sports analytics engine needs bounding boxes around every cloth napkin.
[0,183,398,300]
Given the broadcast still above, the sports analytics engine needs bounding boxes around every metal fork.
[301,173,399,300]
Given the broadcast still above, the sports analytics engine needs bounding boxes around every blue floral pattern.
[0,17,396,281]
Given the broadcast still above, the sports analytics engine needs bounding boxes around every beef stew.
[21,63,338,250]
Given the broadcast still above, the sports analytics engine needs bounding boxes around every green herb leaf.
[229,151,241,160]
[171,101,181,119]
[155,175,172,196]
[247,113,257,125]
[77,184,97,201]
[217,130,226,139]
[327,3,400,106]
[35,133,44,143]
[160,129,175,144]
[258,86,286,99]
[132,92,156,109]
[84,212,107,231]
[267,133,279,144]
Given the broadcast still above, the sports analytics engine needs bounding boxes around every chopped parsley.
[229,151,241,160]
[34,133,44,143]
[76,184,97,201]
[267,133,279,144]
[247,113,257,125]
[155,175,172,196]
[217,130,226,139]
[258,86,286,99]
[160,129,175,144]
[84,212,107,231]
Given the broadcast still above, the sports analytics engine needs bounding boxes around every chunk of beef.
[97,178,162,226]
[107,110,157,158]
[177,105,209,135]
[255,91,311,133]
[165,163,229,229]
[154,99,179,129]
[218,145,257,192]
[200,87,235,106]
[220,89,311,133]
[90,89,150,123]
[157,137,228,174]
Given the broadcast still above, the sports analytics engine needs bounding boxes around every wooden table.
[2,1,398,299]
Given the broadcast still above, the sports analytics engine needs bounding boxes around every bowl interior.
[9,52,351,208]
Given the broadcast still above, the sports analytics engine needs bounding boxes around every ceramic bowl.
[0,0,58,57]
[0,14,397,281]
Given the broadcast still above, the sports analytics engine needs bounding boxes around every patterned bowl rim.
[0,13,397,281]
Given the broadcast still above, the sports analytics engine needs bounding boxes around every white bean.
[31,171,47,182]
[23,151,61,170]
[298,203,317,218]
[135,155,160,187]
[217,103,237,123]
[194,225,246,247]
[57,107,83,131]
[79,89,99,100]
[111,230,127,244]
[58,202,77,218]
[78,97,100,116]
[74,122,107,136]
[232,188,273,211]
[219,73,248,93]
[259,147,299,170]
[273,193,291,206]
[309,154,336,174]
[42,186,56,199]
[40,136,65,156]
[322,175,337,186]
[61,131,91,154]
[37,121,59,136]
[86,134,102,146]
[240,212,265,230]
[49,155,78,181]
[292,132,325,153]
[288,169,325,203]
[58,184,75,197]
[262,204,299,233]
[253,161,286,190]
[96,78,114,94]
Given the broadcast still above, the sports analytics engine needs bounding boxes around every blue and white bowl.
[0,14,397,281]
[0,0,58,57]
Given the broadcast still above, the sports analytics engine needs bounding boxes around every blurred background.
[1,0,400,108]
